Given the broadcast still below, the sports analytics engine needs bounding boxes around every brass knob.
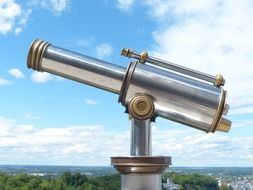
[139,51,148,63]
[214,74,224,87]
[129,95,155,120]
[216,117,231,132]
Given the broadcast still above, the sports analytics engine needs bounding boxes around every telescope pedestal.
[121,174,161,190]
[111,118,171,190]
[111,156,170,190]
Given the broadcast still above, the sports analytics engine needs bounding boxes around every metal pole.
[130,119,151,156]
[121,174,162,190]
[112,116,170,190]
[118,119,163,190]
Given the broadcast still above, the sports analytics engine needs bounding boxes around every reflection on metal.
[27,39,232,190]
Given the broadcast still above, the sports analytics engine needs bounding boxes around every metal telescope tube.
[27,40,231,133]
[123,62,230,133]
[27,40,125,94]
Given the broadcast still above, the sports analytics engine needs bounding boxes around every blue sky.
[0,0,253,166]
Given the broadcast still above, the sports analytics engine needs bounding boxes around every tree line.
[0,171,233,190]
[163,172,233,190]
[0,172,120,190]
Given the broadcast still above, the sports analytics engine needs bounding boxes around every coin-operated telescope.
[27,40,231,190]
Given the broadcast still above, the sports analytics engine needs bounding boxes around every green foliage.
[0,172,120,190]
[40,181,53,190]
[60,172,88,187]
[163,172,219,190]
[220,185,233,190]
[0,171,222,190]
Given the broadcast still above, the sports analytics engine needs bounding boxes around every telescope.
[27,40,231,190]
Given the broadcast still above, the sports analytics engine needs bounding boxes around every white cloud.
[30,0,69,15]
[232,120,253,128]
[230,105,253,115]
[0,77,11,85]
[23,113,41,120]
[126,0,253,115]
[15,8,32,35]
[0,0,31,35]
[0,116,128,165]
[14,27,22,35]
[85,99,98,105]
[8,68,25,78]
[0,0,68,35]
[0,116,252,166]
[31,72,53,83]
[0,0,21,34]
[74,37,94,47]
[117,0,135,10]
[96,43,113,58]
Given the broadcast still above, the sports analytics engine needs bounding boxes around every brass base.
[111,156,171,174]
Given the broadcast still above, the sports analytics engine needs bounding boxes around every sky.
[0,0,253,167]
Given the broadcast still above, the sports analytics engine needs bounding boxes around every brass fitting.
[111,156,171,174]
[214,74,224,87]
[139,51,148,63]
[27,39,50,71]
[121,48,133,58]
[129,95,155,120]
[216,117,231,132]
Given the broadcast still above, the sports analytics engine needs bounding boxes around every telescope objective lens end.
[27,39,50,71]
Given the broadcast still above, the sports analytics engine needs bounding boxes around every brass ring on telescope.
[27,40,41,70]
[27,39,50,71]
[118,61,138,105]
[35,40,45,71]
[209,89,226,133]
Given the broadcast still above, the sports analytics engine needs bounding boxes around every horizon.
[1,164,253,168]
[0,0,253,167]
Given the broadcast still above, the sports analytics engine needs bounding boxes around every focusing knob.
[129,95,155,120]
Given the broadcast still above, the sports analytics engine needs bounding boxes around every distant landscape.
[1,165,253,176]
[0,165,252,189]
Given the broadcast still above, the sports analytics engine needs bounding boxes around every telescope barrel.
[27,40,125,94]
[123,62,230,132]
[27,40,231,133]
